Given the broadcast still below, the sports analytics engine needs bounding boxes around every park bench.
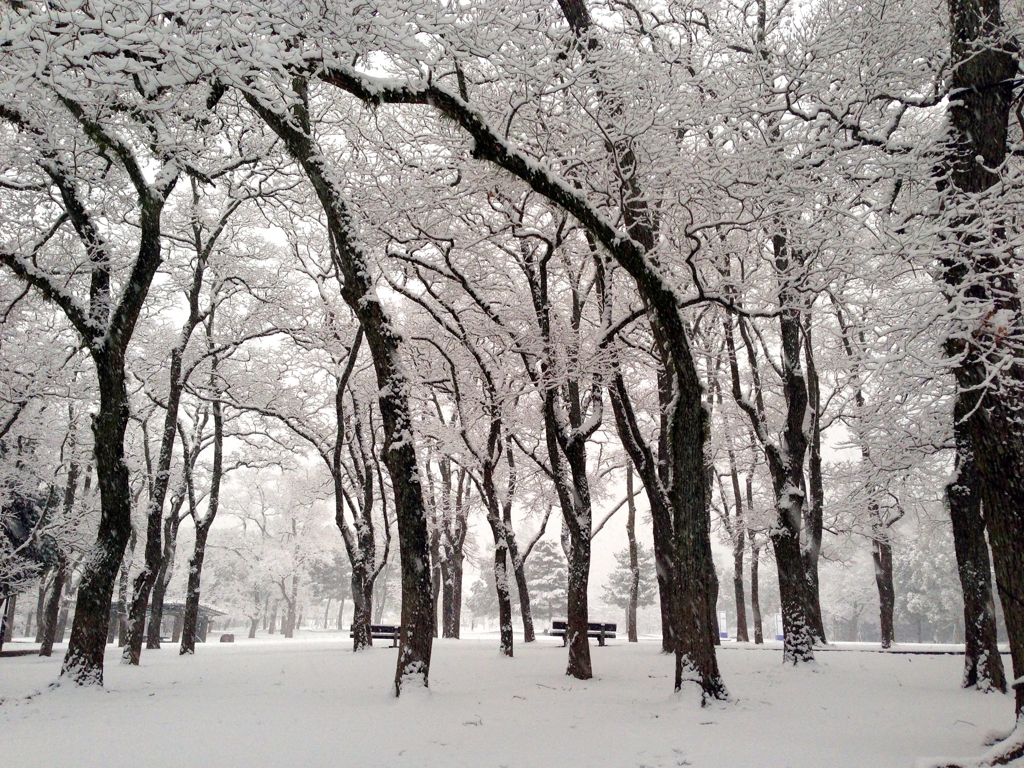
[349,624,399,647]
[550,620,617,647]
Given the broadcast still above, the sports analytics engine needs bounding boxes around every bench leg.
[563,634,568,647]
[599,631,605,647]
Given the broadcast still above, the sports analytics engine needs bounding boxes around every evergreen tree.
[603,544,657,626]
[527,540,568,625]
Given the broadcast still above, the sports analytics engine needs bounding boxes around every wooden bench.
[550,621,617,646]
[349,624,399,647]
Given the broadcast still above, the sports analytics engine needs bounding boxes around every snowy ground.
[0,632,1015,768]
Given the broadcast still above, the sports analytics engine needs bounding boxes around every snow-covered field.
[0,633,1014,768]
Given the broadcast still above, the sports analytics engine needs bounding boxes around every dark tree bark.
[802,316,827,644]
[146,494,186,650]
[948,423,1006,691]
[872,537,896,649]
[430,521,442,638]
[34,581,46,643]
[39,559,68,657]
[116,532,136,647]
[942,0,1024,725]
[626,463,640,643]
[267,602,278,635]
[440,468,468,639]
[247,83,433,693]
[179,522,211,654]
[2,594,17,643]
[726,451,749,643]
[504,442,536,644]
[750,536,763,644]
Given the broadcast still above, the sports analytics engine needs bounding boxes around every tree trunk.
[249,88,434,693]
[943,0,1024,721]
[507,532,535,644]
[2,594,17,643]
[248,616,258,639]
[544,397,593,680]
[802,314,827,645]
[769,254,816,665]
[179,528,210,659]
[40,557,69,657]
[179,522,211,654]
[282,575,298,639]
[566,527,591,676]
[350,561,374,650]
[124,353,186,665]
[733,537,748,643]
[626,463,639,643]
[34,580,46,643]
[872,538,896,649]
[948,430,1006,690]
[56,599,70,644]
[493,541,514,657]
[430,524,442,638]
[441,555,458,638]
[116,533,135,648]
[727,453,749,643]
[146,509,181,650]
[60,356,134,685]
[751,538,763,644]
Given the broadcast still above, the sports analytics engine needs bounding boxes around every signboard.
[718,610,728,640]
[774,612,784,641]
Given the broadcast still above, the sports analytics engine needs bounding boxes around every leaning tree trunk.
[179,521,211,655]
[947,427,1006,691]
[147,502,184,650]
[507,532,535,644]
[181,307,225,656]
[249,87,434,693]
[325,15,722,698]
[123,348,188,665]
[39,557,69,657]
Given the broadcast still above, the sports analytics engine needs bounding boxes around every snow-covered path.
[0,634,1013,767]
